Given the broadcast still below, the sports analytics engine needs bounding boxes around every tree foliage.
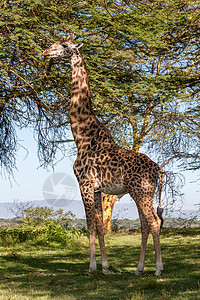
[1,0,200,176]
[83,0,200,169]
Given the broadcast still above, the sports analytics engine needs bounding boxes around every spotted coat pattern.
[43,34,163,276]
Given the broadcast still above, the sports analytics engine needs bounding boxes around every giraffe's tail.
[157,169,164,229]
[156,156,177,229]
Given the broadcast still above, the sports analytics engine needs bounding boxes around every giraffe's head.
[43,34,82,59]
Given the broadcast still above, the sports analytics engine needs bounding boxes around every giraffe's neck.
[69,51,95,149]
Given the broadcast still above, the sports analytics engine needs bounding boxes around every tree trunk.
[102,194,118,232]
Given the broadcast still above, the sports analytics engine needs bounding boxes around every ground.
[0,228,199,299]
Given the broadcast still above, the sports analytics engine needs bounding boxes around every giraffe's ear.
[58,38,65,44]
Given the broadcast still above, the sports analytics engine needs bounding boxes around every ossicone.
[65,33,75,42]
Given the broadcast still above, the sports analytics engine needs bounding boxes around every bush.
[0,207,81,246]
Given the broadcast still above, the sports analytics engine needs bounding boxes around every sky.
[0,128,199,211]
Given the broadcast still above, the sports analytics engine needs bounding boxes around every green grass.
[0,228,199,299]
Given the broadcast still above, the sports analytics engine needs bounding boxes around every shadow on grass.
[161,227,200,237]
[0,230,199,299]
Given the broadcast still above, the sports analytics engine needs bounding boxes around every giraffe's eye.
[62,44,68,48]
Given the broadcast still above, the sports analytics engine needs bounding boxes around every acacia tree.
[1,0,200,230]
[81,0,200,230]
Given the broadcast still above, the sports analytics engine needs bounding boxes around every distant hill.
[0,199,198,221]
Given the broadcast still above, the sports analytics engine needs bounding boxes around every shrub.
[0,207,81,246]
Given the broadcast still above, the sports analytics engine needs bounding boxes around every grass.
[0,228,199,299]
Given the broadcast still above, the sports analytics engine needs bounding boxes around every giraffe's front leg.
[94,191,109,275]
[88,231,97,273]
[79,184,97,274]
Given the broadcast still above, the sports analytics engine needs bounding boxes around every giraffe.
[43,34,164,276]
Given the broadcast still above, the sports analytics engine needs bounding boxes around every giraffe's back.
[74,141,159,200]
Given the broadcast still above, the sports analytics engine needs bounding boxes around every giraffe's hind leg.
[138,198,163,276]
[135,208,150,275]
[94,191,109,275]
[128,190,163,276]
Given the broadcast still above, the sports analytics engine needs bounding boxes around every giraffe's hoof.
[154,270,161,276]
[102,268,110,275]
[154,268,163,277]
[87,266,97,276]
[87,269,96,276]
[134,269,143,276]
[154,263,163,276]
[135,264,144,276]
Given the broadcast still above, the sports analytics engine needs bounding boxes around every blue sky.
[0,128,199,211]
